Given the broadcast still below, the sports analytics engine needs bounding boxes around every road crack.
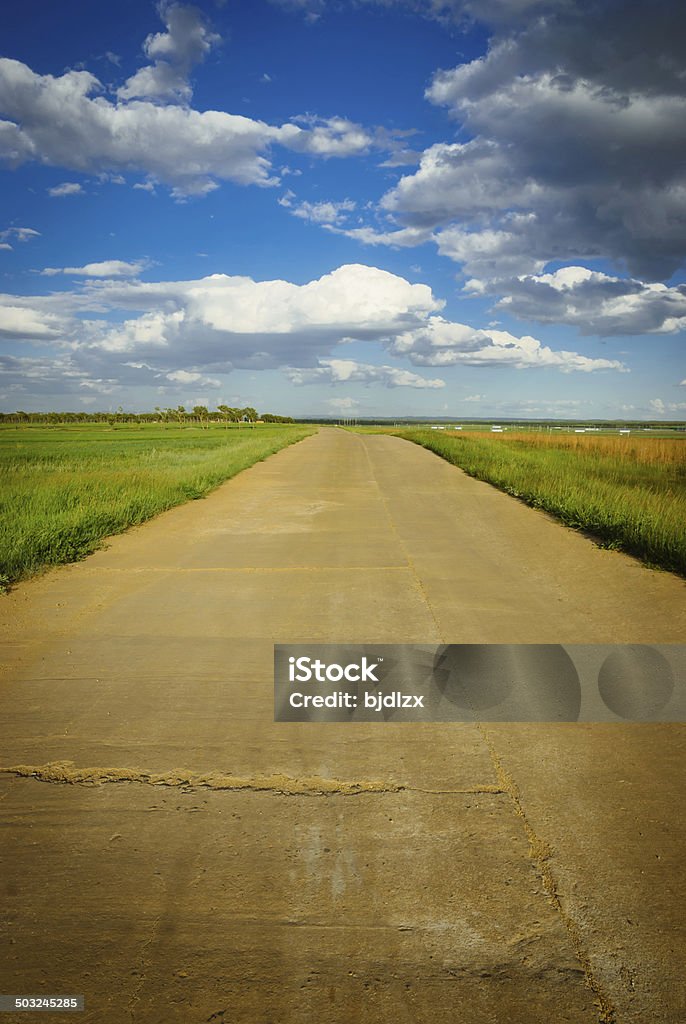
[478,725,617,1024]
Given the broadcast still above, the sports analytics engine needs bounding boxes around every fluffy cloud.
[41,260,149,278]
[0,58,376,195]
[382,79,686,279]
[434,220,547,278]
[0,56,297,193]
[117,1,220,103]
[0,265,441,373]
[0,4,422,200]
[382,140,538,228]
[389,316,627,372]
[445,1,686,101]
[286,358,445,387]
[0,305,62,340]
[349,1,686,282]
[286,115,372,157]
[0,0,376,200]
[478,267,686,335]
[0,265,621,403]
[82,265,441,361]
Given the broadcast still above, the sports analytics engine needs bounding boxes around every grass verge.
[391,429,686,576]
[0,423,315,585]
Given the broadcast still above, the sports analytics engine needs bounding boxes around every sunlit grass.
[0,423,314,585]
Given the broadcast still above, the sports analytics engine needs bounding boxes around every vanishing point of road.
[1,428,684,1023]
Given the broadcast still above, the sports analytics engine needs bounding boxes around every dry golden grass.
[462,430,686,468]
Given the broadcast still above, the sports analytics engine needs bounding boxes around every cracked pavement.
[1,428,685,1023]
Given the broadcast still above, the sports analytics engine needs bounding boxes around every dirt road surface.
[1,428,684,1023]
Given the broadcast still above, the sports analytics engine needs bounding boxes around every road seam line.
[57,565,412,574]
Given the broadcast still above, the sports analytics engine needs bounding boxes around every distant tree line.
[0,406,295,425]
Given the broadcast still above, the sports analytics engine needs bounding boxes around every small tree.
[193,405,209,428]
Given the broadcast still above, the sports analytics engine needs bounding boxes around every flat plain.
[1,427,684,1024]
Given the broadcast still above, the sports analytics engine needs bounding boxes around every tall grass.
[395,429,686,576]
[0,423,314,585]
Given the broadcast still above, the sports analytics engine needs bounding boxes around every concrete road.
[1,427,684,1024]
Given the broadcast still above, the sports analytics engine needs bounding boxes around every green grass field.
[0,422,314,586]
[370,427,686,576]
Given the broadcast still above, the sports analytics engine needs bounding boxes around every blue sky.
[1,0,684,418]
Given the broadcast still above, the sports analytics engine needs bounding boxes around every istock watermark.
[288,656,381,684]
[274,644,686,723]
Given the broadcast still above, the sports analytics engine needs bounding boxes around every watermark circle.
[432,644,581,719]
[598,646,674,720]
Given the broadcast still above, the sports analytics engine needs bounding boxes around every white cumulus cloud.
[0,304,63,340]
[0,51,382,197]
[389,316,627,372]
[342,2,686,283]
[287,115,372,157]
[0,264,628,401]
[0,1,412,200]
[117,2,221,104]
